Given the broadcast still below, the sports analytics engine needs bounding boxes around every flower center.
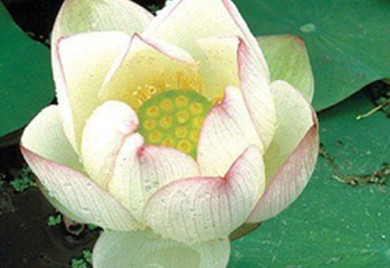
[137,89,212,158]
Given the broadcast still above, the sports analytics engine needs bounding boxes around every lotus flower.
[20,0,319,267]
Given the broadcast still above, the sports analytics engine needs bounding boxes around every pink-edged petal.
[247,122,318,222]
[99,33,200,110]
[264,80,315,182]
[238,39,276,149]
[93,229,230,268]
[257,35,314,102]
[21,147,141,231]
[21,105,84,221]
[52,0,152,42]
[221,0,269,74]
[21,105,81,171]
[53,32,131,151]
[247,80,319,222]
[144,0,268,76]
[108,133,200,221]
[38,183,85,223]
[196,36,240,101]
[81,101,138,188]
[197,86,262,177]
[144,146,265,244]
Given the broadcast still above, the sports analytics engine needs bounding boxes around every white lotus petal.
[81,101,138,188]
[21,105,81,171]
[93,229,230,268]
[38,183,85,223]
[108,134,200,220]
[53,32,131,151]
[197,86,262,177]
[264,80,315,182]
[196,36,240,101]
[144,146,265,244]
[247,80,318,222]
[100,33,200,110]
[257,35,314,102]
[237,39,276,149]
[144,0,268,76]
[21,147,140,231]
[21,105,83,221]
[52,0,152,42]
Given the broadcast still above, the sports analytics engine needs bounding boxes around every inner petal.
[137,89,212,158]
[196,36,240,102]
[100,34,242,117]
[99,34,202,110]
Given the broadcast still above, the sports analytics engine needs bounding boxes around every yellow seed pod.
[175,126,188,138]
[146,106,159,118]
[143,119,156,131]
[189,130,200,142]
[176,110,190,124]
[160,98,173,111]
[162,137,176,147]
[149,130,163,143]
[189,102,204,115]
[159,116,173,129]
[138,89,212,157]
[175,95,189,108]
[193,116,204,128]
[177,139,192,154]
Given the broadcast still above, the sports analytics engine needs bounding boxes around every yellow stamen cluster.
[138,90,212,158]
[128,71,203,110]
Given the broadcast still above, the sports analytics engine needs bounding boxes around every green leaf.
[257,35,314,102]
[71,258,88,268]
[10,166,36,192]
[82,250,93,264]
[0,3,54,137]
[229,90,390,267]
[47,214,62,226]
[234,0,390,110]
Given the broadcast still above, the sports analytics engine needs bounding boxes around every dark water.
[2,0,63,41]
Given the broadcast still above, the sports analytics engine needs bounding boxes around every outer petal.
[38,183,85,223]
[197,86,262,177]
[81,101,138,188]
[108,133,200,221]
[99,33,200,110]
[93,229,230,268]
[264,80,315,182]
[21,105,83,221]
[52,0,152,43]
[248,123,318,223]
[21,106,140,230]
[53,32,130,151]
[21,105,81,171]
[21,147,140,231]
[247,80,319,222]
[144,146,265,244]
[238,39,276,149]
[257,35,314,102]
[144,0,268,76]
